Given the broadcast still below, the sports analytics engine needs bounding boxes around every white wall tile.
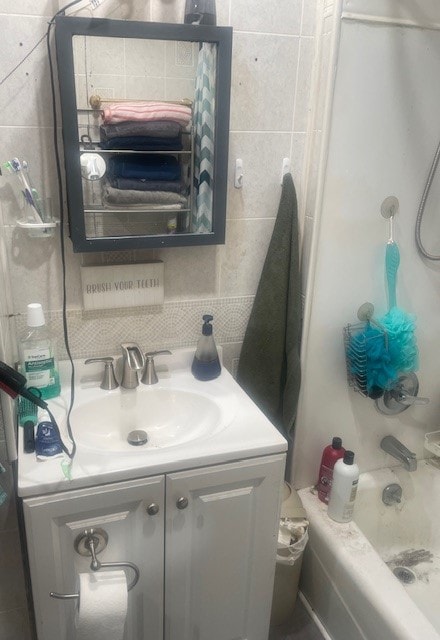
[216,0,230,27]
[231,0,302,35]
[219,218,276,296]
[290,131,307,206]
[0,16,53,128]
[156,246,219,300]
[125,38,166,77]
[5,227,83,314]
[0,1,58,16]
[293,36,316,132]
[230,33,299,131]
[151,0,184,23]
[302,0,320,36]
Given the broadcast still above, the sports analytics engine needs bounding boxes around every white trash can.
[270,482,309,626]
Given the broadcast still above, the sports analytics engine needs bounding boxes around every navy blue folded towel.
[108,154,181,181]
[109,177,184,193]
[100,135,183,151]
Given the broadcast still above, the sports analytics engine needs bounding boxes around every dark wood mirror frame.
[55,16,232,253]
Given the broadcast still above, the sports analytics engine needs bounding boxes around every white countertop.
[18,348,287,498]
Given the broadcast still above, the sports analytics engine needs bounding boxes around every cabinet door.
[165,454,285,640]
[23,475,164,640]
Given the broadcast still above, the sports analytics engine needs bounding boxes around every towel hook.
[49,528,140,600]
[281,158,291,184]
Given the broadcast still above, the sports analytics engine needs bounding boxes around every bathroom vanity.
[18,350,287,640]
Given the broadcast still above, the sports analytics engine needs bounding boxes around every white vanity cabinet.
[23,473,165,640]
[23,454,285,640]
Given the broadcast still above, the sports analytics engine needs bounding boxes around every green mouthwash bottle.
[20,303,61,400]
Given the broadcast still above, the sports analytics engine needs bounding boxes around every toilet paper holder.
[50,527,140,600]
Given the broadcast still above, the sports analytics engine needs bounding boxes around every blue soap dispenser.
[191,315,221,381]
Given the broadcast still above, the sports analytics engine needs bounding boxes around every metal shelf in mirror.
[55,17,232,253]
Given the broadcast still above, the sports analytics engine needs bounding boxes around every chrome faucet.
[380,435,417,472]
[120,343,145,389]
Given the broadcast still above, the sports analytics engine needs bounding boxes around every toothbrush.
[9,158,44,224]
[22,161,48,222]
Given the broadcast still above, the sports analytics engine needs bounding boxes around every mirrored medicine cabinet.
[55,16,232,253]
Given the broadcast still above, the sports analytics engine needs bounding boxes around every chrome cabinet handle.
[176,497,189,510]
[146,503,160,516]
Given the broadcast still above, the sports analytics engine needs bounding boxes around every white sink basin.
[18,349,288,497]
[69,382,236,453]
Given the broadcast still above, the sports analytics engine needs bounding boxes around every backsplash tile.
[13,296,254,360]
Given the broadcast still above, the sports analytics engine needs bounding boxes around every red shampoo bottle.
[317,437,345,503]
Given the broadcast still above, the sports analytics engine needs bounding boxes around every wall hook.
[281,157,291,184]
[234,159,243,189]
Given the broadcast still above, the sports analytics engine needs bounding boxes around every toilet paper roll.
[75,570,128,640]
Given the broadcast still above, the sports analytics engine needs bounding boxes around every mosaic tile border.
[14,296,254,361]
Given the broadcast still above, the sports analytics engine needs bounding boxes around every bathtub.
[298,461,440,640]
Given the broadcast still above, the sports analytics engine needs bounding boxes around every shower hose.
[415,139,440,260]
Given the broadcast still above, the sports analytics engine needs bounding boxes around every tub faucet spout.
[380,435,417,472]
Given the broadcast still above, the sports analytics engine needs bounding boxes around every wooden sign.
[81,262,164,310]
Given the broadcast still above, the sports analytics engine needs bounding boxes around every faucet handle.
[85,357,119,390]
[391,388,429,406]
[145,350,172,359]
[376,372,429,415]
[142,351,172,385]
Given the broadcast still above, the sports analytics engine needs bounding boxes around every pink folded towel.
[102,101,192,126]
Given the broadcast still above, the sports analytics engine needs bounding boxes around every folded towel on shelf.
[102,180,187,207]
[102,102,192,127]
[100,121,183,140]
[109,177,184,193]
[108,155,181,181]
[236,173,301,436]
[100,135,183,151]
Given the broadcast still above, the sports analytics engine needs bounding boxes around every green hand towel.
[236,173,301,434]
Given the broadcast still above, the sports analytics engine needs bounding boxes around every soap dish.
[424,431,440,456]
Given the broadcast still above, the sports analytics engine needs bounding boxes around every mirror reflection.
[73,35,217,240]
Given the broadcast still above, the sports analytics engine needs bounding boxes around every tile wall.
[0,1,319,637]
